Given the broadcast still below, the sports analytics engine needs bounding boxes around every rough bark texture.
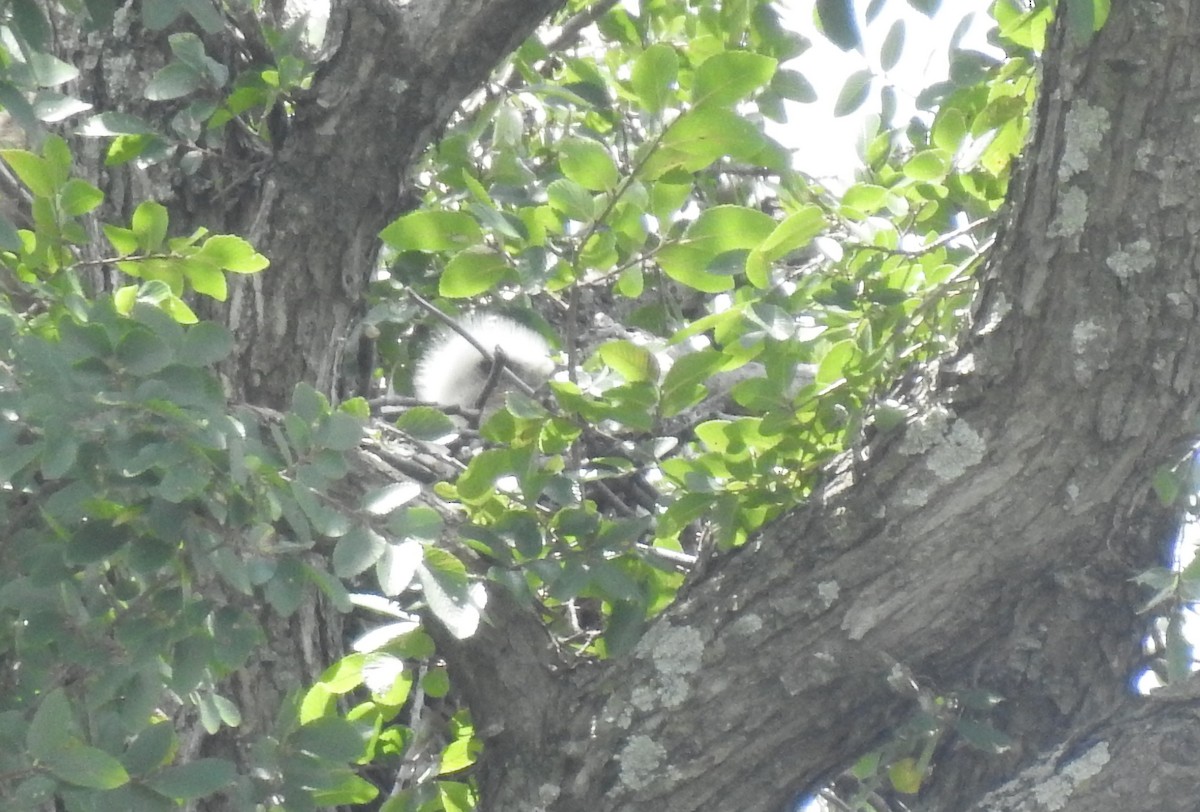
[56,2,567,809]
[49,1,1200,810]
[441,4,1200,810]
[216,0,565,409]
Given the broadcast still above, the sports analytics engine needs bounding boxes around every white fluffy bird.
[413,313,555,411]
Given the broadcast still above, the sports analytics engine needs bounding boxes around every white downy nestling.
[413,313,556,412]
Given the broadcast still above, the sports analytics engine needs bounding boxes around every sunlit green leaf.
[559,137,619,192]
[631,43,678,114]
[380,210,483,252]
[547,177,596,221]
[439,249,508,298]
[2,149,55,197]
[597,340,658,384]
[692,51,777,108]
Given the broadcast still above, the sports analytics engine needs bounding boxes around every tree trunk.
[54,1,1200,810]
[432,4,1200,810]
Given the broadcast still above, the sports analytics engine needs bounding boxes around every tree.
[0,0,1193,810]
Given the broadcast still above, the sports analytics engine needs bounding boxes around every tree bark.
[431,4,1200,810]
[217,0,566,408]
[52,1,1200,811]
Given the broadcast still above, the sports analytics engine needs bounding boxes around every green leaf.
[41,430,79,479]
[33,91,92,123]
[45,745,130,789]
[333,527,387,578]
[27,689,74,760]
[816,0,861,51]
[106,133,160,166]
[28,53,80,87]
[644,106,767,178]
[906,0,941,16]
[146,758,236,800]
[316,654,367,694]
[43,136,71,181]
[81,111,152,136]
[455,448,515,502]
[10,0,51,49]
[880,20,905,72]
[380,210,482,252]
[439,780,474,812]
[2,149,55,197]
[315,412,363,451]
[439,249,508,298]
[546,177,596,221]
[931,108,967,152]
[772,69,817,103]
[953,719,1014,755]
[841,183,890,215]
[421,666,450,698]
[178,321,234,366]
[145,62,203,101]
[660,348,723,416]
[265,556,307,614]
[418,548,481,639]
[116,328,174,375]
[833,69,872,117]
[182,259,227,300]
[759,205,825,258]
[817,339,856,385]
[438,736,479,775]
[169,32,226,86]
[558,137,619,192]
[631,43,678,113]
[122,722,176,775]
[394,406,458,442]
[195,234,269,272]
[292,718,366,762]
[603,600,646,657]
[143,0,183,28]
[492,103,523,148]
[179,0,223,32]
[291,381,328,423]
[597,340,658,384]
[59,178,104,216]
[377,539,422,596]
[132,200,169,252]
[657,205,775,293]
[692,51,777,108]
[902,150,950,182]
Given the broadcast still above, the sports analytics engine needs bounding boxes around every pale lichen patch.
[1031,742,1110,810]
[1058,100,1110,182]
[899,406,954,456]
[618,735,667,791]
[1049,186,1089,238]
[728,613,763,637]
[927,420,985,481]
[1106,238,1154,280]
[1071,319,1108,383]
[817,580,840,608]
[633,623,705,709]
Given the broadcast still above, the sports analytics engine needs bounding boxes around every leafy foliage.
[0,0,1073,810]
